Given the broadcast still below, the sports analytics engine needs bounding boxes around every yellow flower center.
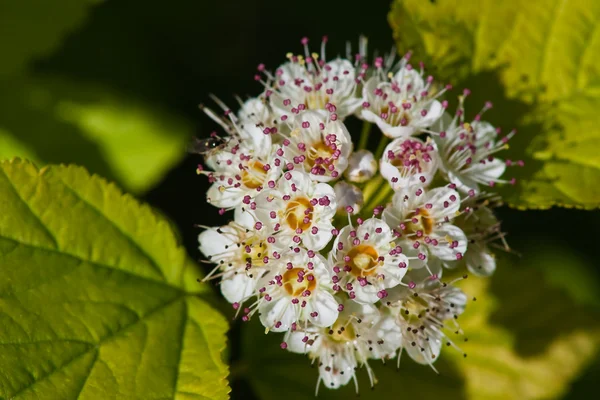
[347,244,379,277]
[283,267,317,297]
[284,197,313,231]
[328,317,357,343]
[241,160,267,189]
[403,209,433,239]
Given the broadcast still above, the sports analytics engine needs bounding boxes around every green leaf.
[0,0,100,77]
[0,77,193,193]
[389,0,600,209]
[0,159,229,399]
[238,248,600,400]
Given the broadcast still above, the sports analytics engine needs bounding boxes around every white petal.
[259,297,296,332]
[416,100,444,127]
[352,283,379,304]
[234,206,256,229]
[221,273,257,303]
[207,182,244,208]
[424,187,461,221]
[380,254,409,286]
[465,244,496,276]
[310,292,340,327]
[472,157,506,182]
[287,331,313,354]
[319,353,355,389]
[303,221,334,251]
[198,226,236,259]
[405,334,442,365]
[429,224,467,261]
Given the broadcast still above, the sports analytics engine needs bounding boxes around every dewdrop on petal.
[345,149,377,183]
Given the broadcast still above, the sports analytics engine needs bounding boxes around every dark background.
[32,0,600,398]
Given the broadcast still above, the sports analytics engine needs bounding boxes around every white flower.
[433,105,512,194]
[451,201,506,276]
[237,97,275,127]
[198,222,270,304]
[286,299,383,392]
[206,139,282,209]
[359,56,445,138]
[333,181,364,215]
[382,186,467,264]
[263,38,364,120]
[279,111,353,182]
[385,279,468,368]
[256,249,339,332]
[380,137,438,190]
[252,170,336,251]
[328,218,409,304]
[344,149,377,183]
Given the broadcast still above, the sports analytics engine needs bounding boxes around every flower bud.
[344,150,377,183]
[334,181,364,215]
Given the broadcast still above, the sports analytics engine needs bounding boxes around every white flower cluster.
[197,37,518,393]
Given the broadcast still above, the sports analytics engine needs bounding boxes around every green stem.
[374,136,390,159]
[361,174,384,206]
[364,182,393,212]
[357,121,372,150]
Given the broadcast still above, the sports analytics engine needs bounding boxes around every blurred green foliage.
[0,0,193,194]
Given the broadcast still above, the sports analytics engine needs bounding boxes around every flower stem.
[357,121,372,150]
[364,181,393,212]
[361,174,384,206]
[374,136,390,159]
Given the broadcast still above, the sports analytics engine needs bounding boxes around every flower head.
[198,222,270,303]
[433,98,515,193]
[380,137,438,190]
[382,186,467,265]
[195,35,515,394]
[256,248,339,332]
[259,37,365,120]
[359,54,446,138]
[384,276,468,368]
[287,299,383,392]
[329,218,409,303]
[279,111,353,181]
[252,170,337,251]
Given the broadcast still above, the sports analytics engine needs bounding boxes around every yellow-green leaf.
[389,0,600,209]
[0,77,193,193]
[0,159,229,399]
